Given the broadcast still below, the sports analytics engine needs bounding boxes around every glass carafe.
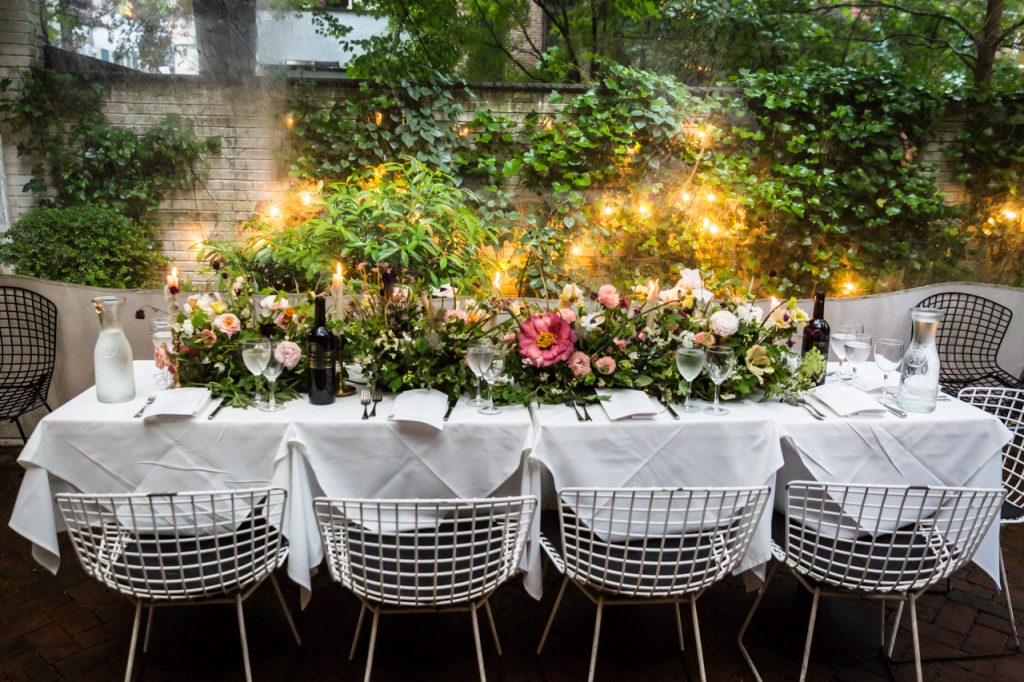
[896,307,943,413]
[93,296,136,403]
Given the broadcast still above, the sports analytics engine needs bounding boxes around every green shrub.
[0,204,167,288]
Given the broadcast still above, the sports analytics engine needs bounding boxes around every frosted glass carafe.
[93,296,136,403]
[896,307,943,413]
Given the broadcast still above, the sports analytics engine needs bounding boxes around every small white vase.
[93,296,136,403]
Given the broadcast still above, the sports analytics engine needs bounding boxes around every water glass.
[874,338,904,396]
[842,332,872,383]
[704,346,735,416]
[466,341,495,407]
[150,317,173,387]
[260,342,285,412]
[830,322,864,381]
[478,354,505,416]
[242,339,272,406]
[675,347,706,414]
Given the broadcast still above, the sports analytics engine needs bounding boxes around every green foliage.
[0,69,220,221]
[0,204,167,288]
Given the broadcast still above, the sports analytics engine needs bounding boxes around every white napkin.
[596,388,660,421]
[389,388,449,431]
[145,387,213,420]
[808,384,887,418]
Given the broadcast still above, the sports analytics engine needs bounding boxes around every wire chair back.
[782,482,1002,593]
[314,495,536,608]
[0,286,57,420]
[556,486,770,599]
[916,292,1019,390]
[56,488,288,602]
[958,387,1024,511]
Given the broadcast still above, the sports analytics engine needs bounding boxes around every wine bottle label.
[309,346,335,370]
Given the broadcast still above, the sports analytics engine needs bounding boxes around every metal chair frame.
[56,487,301,682]
[0,286,57,442]
[314,495,537,682]
[916,292,1023,393]
[957,386,1024,651]
[537,486,771,682]
[737,482,1003,682]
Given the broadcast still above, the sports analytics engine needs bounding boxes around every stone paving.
[1,444,1022,681]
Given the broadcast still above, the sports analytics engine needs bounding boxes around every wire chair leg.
[363,609,380,682]
[674,601,685,652]
[690,598,707,682]
[142,606,154,654]
[236,595,253,682]
[909,594,923,682]
[799,588,821,682]
[13,417,27,444]
[887,599,905,657]
[483,598,502,655]
[537,575,569,655]
[588,597,604,682]
[44,402,52,413]
[880,599,887,648]
[350,602,367,661]
[270,573,302,646]
[124,602,142,682]
[470,603,488,682]
[737,561,777,682]
[1000,549,1020,650]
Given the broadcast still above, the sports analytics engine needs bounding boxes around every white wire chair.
[958,386,1024,650]
[314,495,537,682]
[56,487,300,682]
[738,482,1003,682]
[536,486,771,682]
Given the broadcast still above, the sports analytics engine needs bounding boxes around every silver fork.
[565,399,584,422]
[133,393,157,418]
[360,390,372,420]
[370,389,383,417]
[575,399,593,422]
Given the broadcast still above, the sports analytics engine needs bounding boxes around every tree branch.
[795,2,978,43]
[996,16,1024,43]
[470,0,546,82]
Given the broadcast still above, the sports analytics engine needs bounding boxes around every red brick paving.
[1,444,1022,681]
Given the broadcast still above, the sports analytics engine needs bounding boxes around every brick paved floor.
[1,444,1022,681]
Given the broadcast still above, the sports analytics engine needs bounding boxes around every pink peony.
[694,331,716,347]
[444,308,469,323]
[274,340,302,370]
[517,312,576,368]
[613,337,628,350]
[213,313,241,338]
[595,356,617,375]
[200,328,218,344]
[597,284,620,309]
[568,351,591,377]
[558,307,577,323]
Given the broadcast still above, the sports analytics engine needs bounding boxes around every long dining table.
[10,361,1012,606]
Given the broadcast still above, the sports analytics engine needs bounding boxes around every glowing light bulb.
[571,244,582,256]
[373,111,383,125]
[680,191,692,202]
[268,204,281,218]
[299,191,312,205]
[458,125,470,138]
[493,271,502,290]
[705,192,716,203]
[1003,209,1019,221]
[843,281,857,295]
[638,203,652,218]
[284,114,295,129]
[602,205,614,217]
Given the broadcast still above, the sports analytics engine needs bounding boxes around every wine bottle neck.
[812,294,825,319]
[314,298,326,327]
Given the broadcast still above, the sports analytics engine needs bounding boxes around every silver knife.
[662,400,680,420]
[207,401,227,420]
[443,398,457,421]
[877,399,908,418]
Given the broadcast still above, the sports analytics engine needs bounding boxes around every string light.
[299,191,312,206]
[638,203,652,219]
[602,204,614,217]
[284,114,295,129]
[843,280,857,295]
[1003,209,1019,221]
[705,192,716,203]
[571,244,582,256]
[373,111,383,126]
[268,204,281,218]
[680,191,692,202]
[458,125,470,138]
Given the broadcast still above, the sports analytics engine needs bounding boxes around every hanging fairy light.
[1003,208,1019,221]
[268,204,281,218]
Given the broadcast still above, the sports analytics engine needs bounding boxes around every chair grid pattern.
[0,286,57,420]
[958,387,1024,512]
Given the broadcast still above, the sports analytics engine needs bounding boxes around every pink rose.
[200,328,218,344]
[558,308,577,323]
[274,340,302,370]
[445,309,469,323]
[636,331,646,342]
[568,351,591,377]
[595,356,617,375]
[694,331,716,347]
[597,284,620,309]
[613,337,628,350]
[502,332,516,345]
[213,313,241,338]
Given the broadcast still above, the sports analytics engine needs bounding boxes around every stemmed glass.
[704,346,735,416]
[478,354,505,416]
[150,317,173,388]
[242,339,272,406]
[843,332,872,384]
[830,322,864,382]
[675,347,706,414]
[259,342,285,413]
[466,341,495,407]
[874,338,904,396]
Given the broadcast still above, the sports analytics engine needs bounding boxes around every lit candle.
[770,296,779,310]
[331,263,344,320]
[493,271,502,297]
[166,265,178,290]
[165,265,179,313]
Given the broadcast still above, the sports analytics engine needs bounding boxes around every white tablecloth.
[10,362,534,606]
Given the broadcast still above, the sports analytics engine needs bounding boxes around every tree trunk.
[973,0,1003,91]
[192,0,257,80]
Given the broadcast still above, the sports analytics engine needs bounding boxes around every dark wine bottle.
[308,296,336,404]
[801,291,830,386]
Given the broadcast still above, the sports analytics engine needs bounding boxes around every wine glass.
[874,338,904,396]
[704,346,735,416]
[843,332,872,384]
[478,354,505,416]
[260,342,285,413]
[675,347,706,414]
[466,341,495,407]
[150,317,173,387]
[242,339,272,406]
[830,322,864,382]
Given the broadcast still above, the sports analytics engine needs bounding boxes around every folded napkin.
[807,384,887,418]
[145,387,214,421]
[389,388,449,431]
[596,388,660,421]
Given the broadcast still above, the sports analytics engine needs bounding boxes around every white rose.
[678,331,696,349]
[658,287,682,304]
[735,303,763,325]
[709,310,740,337]
[181,320,195,337]
[678,268,703,292]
